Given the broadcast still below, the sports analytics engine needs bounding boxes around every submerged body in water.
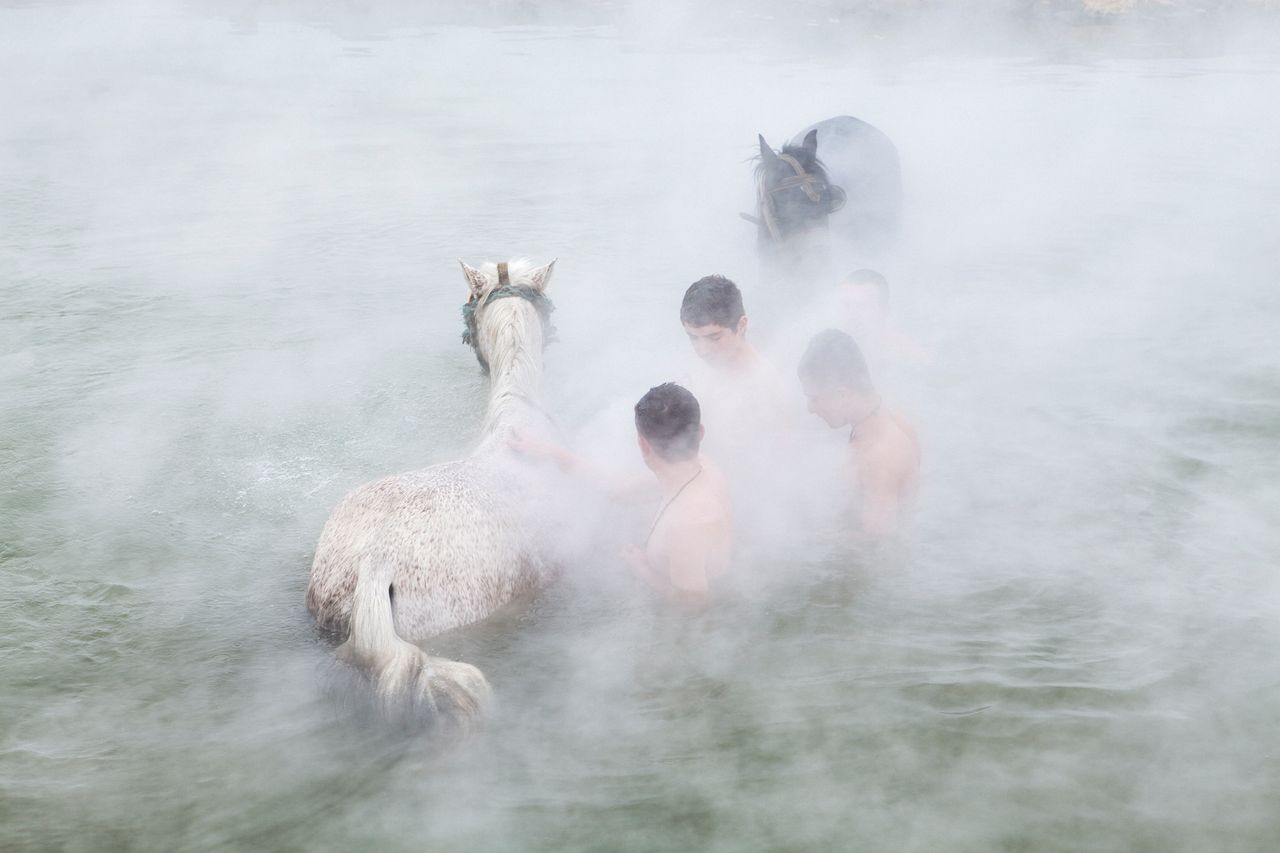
[306,259,562,730]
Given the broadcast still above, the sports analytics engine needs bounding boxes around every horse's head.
[754,130,846,246]
[457,258,557,373]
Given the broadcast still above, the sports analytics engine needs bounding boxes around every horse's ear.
[801,129,818,158]
[758,134,779,166]
[527,258,556,292]
[459,260,487,297]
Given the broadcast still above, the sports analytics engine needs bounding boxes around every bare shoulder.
[858,411,920,479]
[699,457,733,496]
[683,458,733,525]
[699,456,730,487]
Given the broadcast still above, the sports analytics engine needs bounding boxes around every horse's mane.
[468,261,554,436]
[461,257,556,384]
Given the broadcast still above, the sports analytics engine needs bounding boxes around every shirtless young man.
[798,329,920,542]
[509,383,732,609]
[622,383,732,610]
[679,275,793,449]
[681,274,783,383]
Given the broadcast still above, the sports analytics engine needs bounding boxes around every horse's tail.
[336,553,491,732]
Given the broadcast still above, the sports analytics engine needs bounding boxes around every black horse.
[751,115,901,282]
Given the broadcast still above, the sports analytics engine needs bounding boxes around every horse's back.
[791,115,902,262]
[790,115,894,150]
[307,458,549,641]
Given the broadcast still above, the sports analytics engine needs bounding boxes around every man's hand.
[509,426,572,470]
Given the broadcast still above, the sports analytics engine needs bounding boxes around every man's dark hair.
[634,383,702,461]
[842,269,890,307]
[680,275,745,329]
[798,329,874,393]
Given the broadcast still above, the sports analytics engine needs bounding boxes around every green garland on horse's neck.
[461,286,558,374]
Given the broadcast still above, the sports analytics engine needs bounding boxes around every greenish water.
[3,3,1279,851]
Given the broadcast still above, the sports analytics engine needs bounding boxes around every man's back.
[644,458,733,598]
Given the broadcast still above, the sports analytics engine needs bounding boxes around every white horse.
[307,258,560,731]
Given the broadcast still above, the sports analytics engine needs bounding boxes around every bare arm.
[511,426,653,502]
[856,453,903,543]
[509,427,575,471]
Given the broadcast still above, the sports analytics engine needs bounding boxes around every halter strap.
[461,282,558,374]
[756,148,839,240]
[497,262,510,287]
[773,154,823,202]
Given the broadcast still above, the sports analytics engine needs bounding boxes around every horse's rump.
[307,459,550,643]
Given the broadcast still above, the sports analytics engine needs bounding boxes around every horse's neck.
[479,338,544,439]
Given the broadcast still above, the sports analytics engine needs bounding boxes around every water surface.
[2,4,1279,850]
